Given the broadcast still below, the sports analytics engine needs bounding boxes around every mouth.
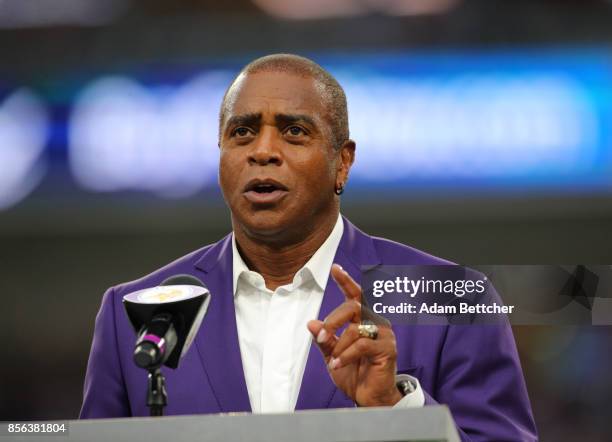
[242,178,289,205]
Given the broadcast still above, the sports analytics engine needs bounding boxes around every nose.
[248,126,282,166]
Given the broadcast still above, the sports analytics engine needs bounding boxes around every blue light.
[0,89,49,209]
[59,49,612,198]
[68,73,233,198]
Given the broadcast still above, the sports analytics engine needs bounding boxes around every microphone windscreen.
[160,274,206,288]
[123,274,210,368]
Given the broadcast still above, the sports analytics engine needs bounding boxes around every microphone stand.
[147,368,167,416]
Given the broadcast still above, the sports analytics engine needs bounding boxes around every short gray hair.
[219,53,349,149]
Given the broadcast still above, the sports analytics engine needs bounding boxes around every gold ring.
[358,321,379,340]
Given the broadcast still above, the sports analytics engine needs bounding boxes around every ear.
[335,139,356,188]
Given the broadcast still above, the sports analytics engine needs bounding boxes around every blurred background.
[1,0,612,440]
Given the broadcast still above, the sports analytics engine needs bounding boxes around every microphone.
[133,312,176,370]
[122,275,210,370]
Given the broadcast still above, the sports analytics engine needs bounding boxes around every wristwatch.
[396,378,417,396]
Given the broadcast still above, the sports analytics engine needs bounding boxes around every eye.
[232,127,252,137]
[285,126,306,137]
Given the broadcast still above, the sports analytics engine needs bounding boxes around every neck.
[233,212,339,291]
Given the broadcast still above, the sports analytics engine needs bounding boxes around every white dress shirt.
[232,214,424,413]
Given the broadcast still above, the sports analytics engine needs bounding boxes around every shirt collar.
[232,214,344,295]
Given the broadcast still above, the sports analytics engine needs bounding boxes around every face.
[218,71,354,242]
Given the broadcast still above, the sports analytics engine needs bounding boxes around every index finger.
[331,264,361,301]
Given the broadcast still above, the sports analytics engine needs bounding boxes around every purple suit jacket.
[80,217,537,441]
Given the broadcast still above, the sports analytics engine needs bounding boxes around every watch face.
[397,379,416,395]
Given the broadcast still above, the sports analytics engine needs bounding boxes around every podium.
[3,406,461,441]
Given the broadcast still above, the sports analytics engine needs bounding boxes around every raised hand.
[307,264,402,407]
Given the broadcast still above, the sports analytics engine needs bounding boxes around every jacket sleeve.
[423,322,538,442]
[79,287,131,418]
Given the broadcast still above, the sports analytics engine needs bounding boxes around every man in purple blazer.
[80,54,537,441]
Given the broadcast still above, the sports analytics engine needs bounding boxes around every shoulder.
[367,229,496,301]
[369,235,489,283]
[107,235,228,299]
[370,235,454,266]
[341,216,454,267]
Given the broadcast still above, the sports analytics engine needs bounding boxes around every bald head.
[219,54,349,149]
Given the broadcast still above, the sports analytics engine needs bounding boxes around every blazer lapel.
[294,263,345,410]
[295,217,382,410]
[193,235,252,413]
[190,217,381,413]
